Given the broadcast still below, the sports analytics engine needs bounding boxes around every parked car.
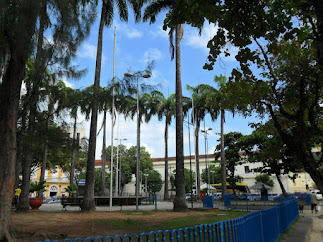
[309,189,320,194]
[238,193,248,200]
[268,193,278,201]
[185,193,194,200]
[247,194,261,201]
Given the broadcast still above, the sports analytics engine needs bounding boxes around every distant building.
[95,153,315,197]
[30,127,86,199]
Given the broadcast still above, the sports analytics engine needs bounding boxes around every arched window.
[50,185,59,192]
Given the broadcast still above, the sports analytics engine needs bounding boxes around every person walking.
[311,192,319,213]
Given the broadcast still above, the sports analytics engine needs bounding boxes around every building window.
[244,166,250,174]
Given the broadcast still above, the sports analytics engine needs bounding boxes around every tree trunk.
[0,0,39,235]
[164,119,169,200]
[220,109,228,195]
[173,24,187,211]
[316,0,323,71]
[40,95,53,185]
[17,88,37,211]
[100,110,107,195]
[17,0,47,209]
[275,173,287,195]
[15,114,26,189]
[70,114,78,185]
[0,49,26,241]
[195,117,200,199]
[82,3,106,211]
[303,149,323,194]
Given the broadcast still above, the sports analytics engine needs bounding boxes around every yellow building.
[31,166,70,199]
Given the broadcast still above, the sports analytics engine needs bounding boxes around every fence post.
[220,221,224,242]
[259,211,265,242]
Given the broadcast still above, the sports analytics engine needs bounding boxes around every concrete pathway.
[39,200,204,212]
[302,210,323,242]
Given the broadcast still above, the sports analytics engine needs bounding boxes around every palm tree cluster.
[0,1,233,238]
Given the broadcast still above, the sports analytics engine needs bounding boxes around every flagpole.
[109,26,116,212]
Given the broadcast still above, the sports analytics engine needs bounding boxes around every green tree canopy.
[164,0,323,194]
[214,132,245,188]
[143,169,163,195]
[201,165,221,185]
[170,168,196,194]
[255,174,274,188]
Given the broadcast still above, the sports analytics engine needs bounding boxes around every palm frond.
[142,0,173,24]
[117,0,128,22]
[104,0,114,27]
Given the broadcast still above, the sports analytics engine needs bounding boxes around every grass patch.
[153,211,248,231]
[278,216,300,241]
[93,218,146,230]
[121,211,152,216]
[92,210,248,233]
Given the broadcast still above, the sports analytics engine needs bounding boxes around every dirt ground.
[12,209,220,241]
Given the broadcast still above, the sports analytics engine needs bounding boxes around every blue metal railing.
[42,198,299,242]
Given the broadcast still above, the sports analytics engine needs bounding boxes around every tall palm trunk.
[220,108,227,195]
[40,95,54,185]
[195,117,200,198]
[83,3,106,211]
[100,110,107,195]
[174,24,187,211]
[164,118,169,200]
[70,114,78,185]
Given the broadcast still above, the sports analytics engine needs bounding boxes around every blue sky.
[63,8,264,159]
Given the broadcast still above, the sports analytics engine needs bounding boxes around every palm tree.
[205,75,233,196]
[58,86,83,186]
[38,75,68,186]
[83,0,140,211]
[143,0,187,211]
[120,91,155,194]
[150,91,176,200]
[187,84,213,198]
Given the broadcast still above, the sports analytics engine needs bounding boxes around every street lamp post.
[201,126,212,195]
[184,115,194,208]
[124,72,151,211]
[210,170,215,185]
[115,137,127,196]
[143,173,148,198]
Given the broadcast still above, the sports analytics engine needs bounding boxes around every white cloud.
[184,23,239,61]
[78,42,107,63]
[142,48,163,63]
[185,23,218,52]
[116,22,142,39]
[78,110,167,159]
[149,25,169,39]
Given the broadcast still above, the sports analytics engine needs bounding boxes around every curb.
[283,216,313,242]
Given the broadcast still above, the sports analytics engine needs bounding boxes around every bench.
[61,197,82,210]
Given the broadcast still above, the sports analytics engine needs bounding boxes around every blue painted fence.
[42,198,299,242]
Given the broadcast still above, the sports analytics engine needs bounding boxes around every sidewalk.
[305,210,323,242]
[284,208,323,242]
